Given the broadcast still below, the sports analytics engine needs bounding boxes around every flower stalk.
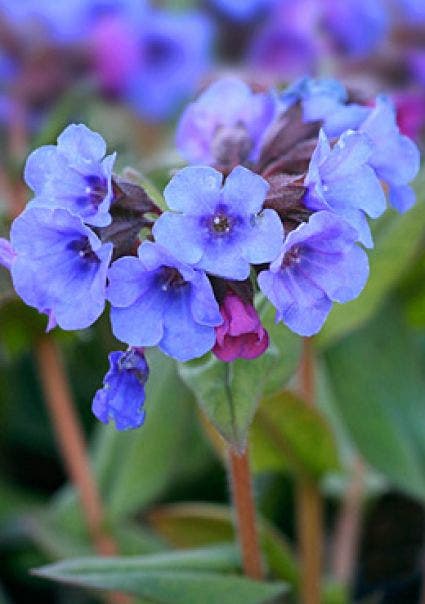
[228,445,263,580]
[36,336,117,556]
[297,338,323,604]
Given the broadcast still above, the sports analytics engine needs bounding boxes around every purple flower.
[92,348,149,431]
[176,78,276,169]
[91,13,140,95]
[10,208,112,330]
[258,211,369,336]
[25,124,115,228]
[153,165,283,280]
[0,238,16,270]
[107,241,222,362]
[281,77,369,137]
[359,96,421,213]
[209,0,276,21]
[304,129,387,248]
[322,0,389,57]
[212,293,269,362]
[124,11,213,121]
[247,0,321,78]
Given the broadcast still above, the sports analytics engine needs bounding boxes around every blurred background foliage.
[1,0,425,602]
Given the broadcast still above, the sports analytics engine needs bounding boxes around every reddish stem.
[331,458,365,586]
[36,337,117,556]
[297,338,323,604]
[228,446,263,580]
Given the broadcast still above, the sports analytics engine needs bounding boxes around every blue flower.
[10,207,112,330]
[210,0,276,21]
[176,77,276,169]
[25,124,116,228]
[125,11,213,121]
[92,348,149,431]
[107,241,222,362]
[394,0,425,22]
[322,0,388,57]
[304,129,386,248]
[247,0,320,79]
[281,77,369,137]
[153,165,283,280]
[258,211,369,336]
[359,96,421,213]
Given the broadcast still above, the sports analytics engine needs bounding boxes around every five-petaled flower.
[153,165,283,280]
[107,241,223,362]
[24,124,116,227]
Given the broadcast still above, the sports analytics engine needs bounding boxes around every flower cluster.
[2,76,420,430]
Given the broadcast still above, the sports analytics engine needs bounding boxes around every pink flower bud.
[213,293,269,362]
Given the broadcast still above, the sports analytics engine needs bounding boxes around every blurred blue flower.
[359,96,421,213]
[322,0,389,57]
[305,130,386,247]
[115,10,213,121]
[153,165,283,280]
[209,0,276,21]
[281,77,369,137]
[92,348,149,431]
[0,0,92,44]
[107,241,222,362]
[258,211,369,336]
[247,0,320,78]
[25,124,116,228]
[10,208,112,330]
[395,0,425,21]
[176,78,276,168]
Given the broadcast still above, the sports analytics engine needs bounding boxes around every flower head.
[107,241,222,362]
[92,348,149,431]
[258,211,369,336]
[213,293,269,362]
[176,78,276,170]
[10,207,112,329]
[25,124,116,227]
[153,165,283,280]
[305,129,386,247]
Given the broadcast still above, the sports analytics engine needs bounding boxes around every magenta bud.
[213,293,269,362]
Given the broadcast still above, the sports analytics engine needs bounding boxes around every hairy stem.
[228,446,263,580]
[36,337,116,556]
[297,338,323,604]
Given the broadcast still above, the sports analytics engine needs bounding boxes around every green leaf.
[317,170,425,347]
[250,391,340,479]
[33,545,288,604]
[179,304,301,449]
[325,301,425,501]
[148,502,299,586]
